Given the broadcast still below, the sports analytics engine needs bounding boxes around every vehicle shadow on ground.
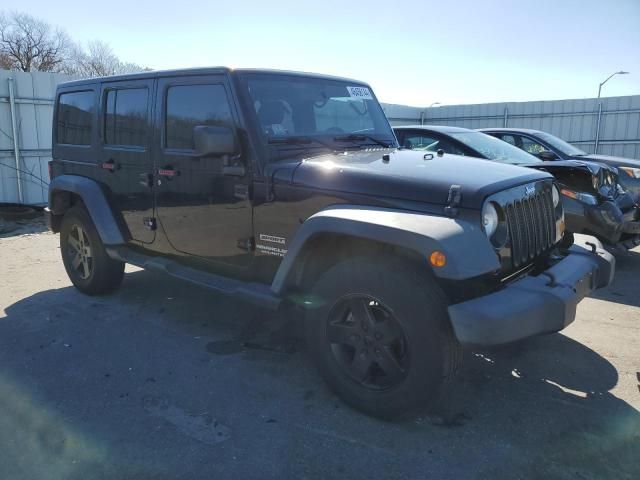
[0,214,48,238]
[590,248,640,308]
[0,269,638,479]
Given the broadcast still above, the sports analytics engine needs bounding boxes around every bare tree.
[65,40,147,78]
[0,11,71,72]
[0,50,12,69]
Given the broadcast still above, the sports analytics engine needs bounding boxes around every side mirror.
[193,125,237,157]
[538,150,557,161]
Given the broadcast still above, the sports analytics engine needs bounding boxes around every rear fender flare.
[48,175,126,245]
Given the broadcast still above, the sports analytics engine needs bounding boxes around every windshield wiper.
[268,136,335,149]
[333,134,393,148]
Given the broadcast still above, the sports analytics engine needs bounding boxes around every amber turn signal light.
[429,251,447,267]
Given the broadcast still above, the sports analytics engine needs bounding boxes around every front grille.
[505,188,556,269]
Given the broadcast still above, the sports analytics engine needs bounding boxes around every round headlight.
[482,202,499,238]
[552,184,560,208]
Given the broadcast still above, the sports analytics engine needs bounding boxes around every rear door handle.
[101,159,119,172]
[158,167,179,178]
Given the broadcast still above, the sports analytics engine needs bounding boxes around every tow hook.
[541,272,557,287]
[585,241,597,253]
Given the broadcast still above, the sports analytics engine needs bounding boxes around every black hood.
[286,149,550,209]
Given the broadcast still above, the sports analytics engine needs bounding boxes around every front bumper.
[447,234,615,347]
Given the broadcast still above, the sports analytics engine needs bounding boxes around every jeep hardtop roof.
[57,67,369,89]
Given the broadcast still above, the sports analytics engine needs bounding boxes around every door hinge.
[444,184,462,217]
[237,236,255,252]
[143,217,157,231]
[234,184,249,200]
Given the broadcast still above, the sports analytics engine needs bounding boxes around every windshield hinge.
[444,185,462,217]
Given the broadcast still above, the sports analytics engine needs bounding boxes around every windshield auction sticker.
[346,86,373,100]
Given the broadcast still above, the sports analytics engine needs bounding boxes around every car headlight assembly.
[482,202,499,238]
[560,188,598,205]
[620,167,640,179]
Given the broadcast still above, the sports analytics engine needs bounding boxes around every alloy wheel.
[326,294,410,390]
[67,224,93,280]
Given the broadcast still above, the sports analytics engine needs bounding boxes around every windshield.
[449,131,540,165]
[241,74,396,154]
[536,131,587,156]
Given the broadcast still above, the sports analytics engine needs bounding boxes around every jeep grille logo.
[525,185,536,197]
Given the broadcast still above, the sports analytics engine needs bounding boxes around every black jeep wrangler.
[47,68,614,418]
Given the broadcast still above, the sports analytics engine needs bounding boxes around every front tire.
[305,257,461,419]
[60,205,124,295]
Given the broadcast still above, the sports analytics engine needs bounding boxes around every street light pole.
[421,102,440,125]
[598,71,629,99]
[595,71,629,153]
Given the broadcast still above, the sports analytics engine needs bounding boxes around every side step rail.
[106,246,282,311]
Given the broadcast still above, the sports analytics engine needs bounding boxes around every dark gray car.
[394,125,640,250]
[480,128,640,203]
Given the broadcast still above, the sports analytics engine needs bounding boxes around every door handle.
[101,159,119,172]
[158,167,179,178]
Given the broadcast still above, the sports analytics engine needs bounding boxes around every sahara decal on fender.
[259,234,286,245]
[256,233,288,257]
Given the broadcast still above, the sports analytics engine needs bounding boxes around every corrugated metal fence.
[1,68,638,205]
[0,70,76,205]
[383,95,640,159]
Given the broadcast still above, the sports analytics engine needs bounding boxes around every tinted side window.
[402,132,466,155]
[403,133,440,150]
[521,136,546,155]
[104,88,148,146]
[165,84,233,150]
[498,134,518,146]
[56,91,95,145]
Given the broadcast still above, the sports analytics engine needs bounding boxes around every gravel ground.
[0,217,638,480]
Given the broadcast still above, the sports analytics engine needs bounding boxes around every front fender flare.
[48,175,126,245]
[271,206,500,295]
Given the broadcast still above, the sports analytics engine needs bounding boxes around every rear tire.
[60,205,124,295]
[305,257,461,419]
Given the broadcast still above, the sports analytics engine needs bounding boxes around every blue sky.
[14,0,640,106]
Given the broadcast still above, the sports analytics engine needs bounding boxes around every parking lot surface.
[0,219,638,480]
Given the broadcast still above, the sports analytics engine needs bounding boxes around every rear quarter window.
[56,90,95,145]
[104,88,148,147]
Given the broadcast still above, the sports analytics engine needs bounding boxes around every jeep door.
[98,79,156,244]
[153,75,253,268]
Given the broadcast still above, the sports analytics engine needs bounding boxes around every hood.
[528,159,619,199]
[575,154,640,170]
[287,149,550,209]
[527,159,617,176]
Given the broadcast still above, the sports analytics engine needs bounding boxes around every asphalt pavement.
[0,219,638,479]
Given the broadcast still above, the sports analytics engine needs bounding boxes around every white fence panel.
[0,70,76,205]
